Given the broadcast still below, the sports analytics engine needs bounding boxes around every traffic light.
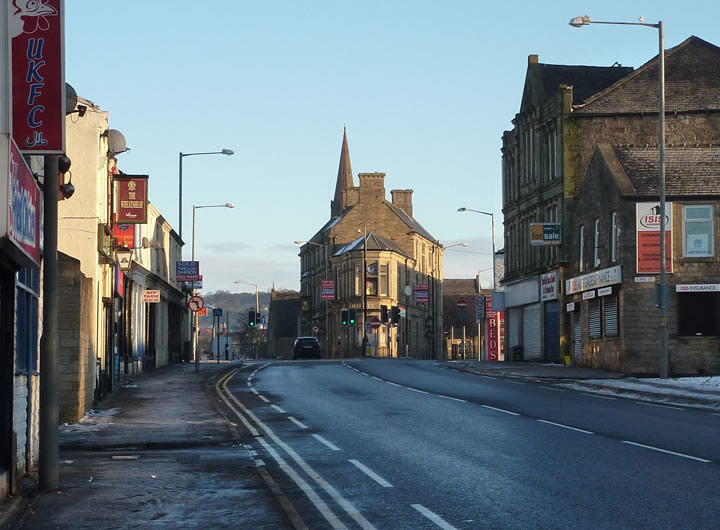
[391,306,400,324]
[348,308,357,325]
[248,310,256,327]
[341,309,349,326]
[380,305,388,323]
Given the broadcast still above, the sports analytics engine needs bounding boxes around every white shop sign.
[566,265,622,295]
[540,271,559,301]
[676,284,720,293]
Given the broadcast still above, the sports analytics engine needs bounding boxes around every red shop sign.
[10,0,65,153]
[114,175,149,224]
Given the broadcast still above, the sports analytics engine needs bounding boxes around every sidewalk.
[2,361,288,529]
[445,359,720,410]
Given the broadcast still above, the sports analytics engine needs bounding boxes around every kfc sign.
[10,0,65,153]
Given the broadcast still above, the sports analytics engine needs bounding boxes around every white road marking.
[539,386,566,392]
[622,440,711,463]
[361,372,370,377]
[386,381,402,387]
[581,393,616,400]
[288,416,308,429]
[258,395,270,403]
[411,504,458,530]
[349,459,393,488]
[537,419,593,434]
[712,413,720,417]
[506,380,525,385]
[405,387,429,394]
[271,405,287,414]
[313,434,341,451]
[481,405,519,416]
[254,459,265,467]
[479,375,497,380]
[247,381,252,386]
[438,395,467,403]
[371,376,383,381]
[636,402,684,410]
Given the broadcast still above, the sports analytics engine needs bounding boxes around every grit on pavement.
[2,361,289,530]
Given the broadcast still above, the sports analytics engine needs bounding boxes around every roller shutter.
[572,309,582,364]
[508,308,521,349]
[588,298,601,339]
[544,301,561,363]
[522,303,542,360]
[604,295,618,337]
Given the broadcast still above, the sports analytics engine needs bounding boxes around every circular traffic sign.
[457,297,467,310]
[188,295,205,313]
[370,317,382,329]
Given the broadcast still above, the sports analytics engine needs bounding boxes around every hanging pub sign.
[10,0,65,153]
[0,135,41,267]
[114,175,148,224]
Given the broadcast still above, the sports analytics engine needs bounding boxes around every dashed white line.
[288,417,308,429]
[539,386,566,392]
[254,459,265,467]
[438,395,467,403]
[251,388,259,395]
[271,405,287,414]
[506,380,525,385]
[411,504,458,530]
[386,381,402,387]
[636,402,684,410]
[349,459,393,488]
[537,419,593,434]
[479,375,497,380]
[247,381,252,387]
[258,395,270,403]
[313,434,341,451]
[405,387,429,395]
[371,376,383,381]
[581,393,616,400]
[360,372,370,377]
[481,405,519,416]
[622,440,711,463]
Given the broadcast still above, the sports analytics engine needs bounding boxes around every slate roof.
[575,37,720,114]
[612,145,720,197]
[333,232,410,258]
[538,64,633,105]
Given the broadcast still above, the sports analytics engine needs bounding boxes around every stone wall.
[58,253,96,423]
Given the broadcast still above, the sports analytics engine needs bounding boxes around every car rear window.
[297,338,318,346]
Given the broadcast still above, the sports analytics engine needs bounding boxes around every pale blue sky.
[65,1,720,294]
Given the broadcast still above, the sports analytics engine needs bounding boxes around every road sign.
[143,290,160,303]
[370,317,382,329]
[312,325,320,334]
[198,307,208,316]
[176,261,200,281]
[213,308,223,317]
[475,295,485,323]
[457,297,467,310]
[187,295,204,313]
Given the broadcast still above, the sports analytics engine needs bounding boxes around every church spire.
[331,127,354,218]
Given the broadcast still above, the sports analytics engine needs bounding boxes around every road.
[220,359,720,529]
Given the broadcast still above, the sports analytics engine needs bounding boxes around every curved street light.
[458,207,496,295]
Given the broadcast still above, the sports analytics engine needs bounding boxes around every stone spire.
[331,127,354,218]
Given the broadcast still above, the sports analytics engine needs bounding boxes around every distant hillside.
[199,290,271,330]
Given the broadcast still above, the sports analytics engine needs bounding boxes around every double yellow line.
[214,368,376,530]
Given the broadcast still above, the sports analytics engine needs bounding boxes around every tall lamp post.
[458,208,496,300]
[192,203,234,372]
[569,15,668,377]
[235,280,259,358]
[179,149,233,243]
[295,240,331,356]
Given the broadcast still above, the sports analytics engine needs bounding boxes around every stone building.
[569,144,720,375]
[501,36,720,366]
[297,130,443,359]
[443,277,490,360]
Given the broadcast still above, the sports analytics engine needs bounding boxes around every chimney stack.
[391,189,413,217]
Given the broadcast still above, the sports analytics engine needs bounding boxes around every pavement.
[3,357,720,528]
[1,361,288,530]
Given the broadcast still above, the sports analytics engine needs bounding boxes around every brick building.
[297,129,443,359]
[501,36,720,367]
[569,144,720,375]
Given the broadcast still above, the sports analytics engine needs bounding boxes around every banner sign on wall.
[10,0,65,153]
[540,271,559,301]
[321,280,335,300]
[112,222,134,249]
[636,202,673,274]
[415,283,429,303]
[114,175,149,224]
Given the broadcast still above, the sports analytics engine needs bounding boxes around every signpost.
[177,261,201,282]
[187,295,204,313]
[457,297,467,310]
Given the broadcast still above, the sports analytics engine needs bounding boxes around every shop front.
[503,276,540,361]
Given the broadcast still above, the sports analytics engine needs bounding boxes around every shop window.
[604,295,619,337]
[354,264,361,296]
[678,292,720,336]
[365,278,377,296]
[16,267,40,373]
[683,205,713,257]
[588,298,601,339]
[593,218,600,267]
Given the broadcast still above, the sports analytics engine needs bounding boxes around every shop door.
[0,273,13,494]
[522,303,542,360]
[572,309,583,364]
[544,301,561,363]
[508,308,521,350]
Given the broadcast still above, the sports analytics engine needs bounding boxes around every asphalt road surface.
[222,359,720,529]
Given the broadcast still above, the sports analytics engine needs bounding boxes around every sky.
[65,1,720,295]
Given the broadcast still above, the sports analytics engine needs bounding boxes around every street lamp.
[458,208,496,298]
[445,242,468,250]
[569,15,668,378]
[191,203,234,372]
[178,149,234,243]
[235,280,260,358]
[295,240,331,356]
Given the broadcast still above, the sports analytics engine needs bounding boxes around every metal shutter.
[508,308,521,349]
[604,295,618,337]
[572,310,582,364]
[588,298,601,339]
[522,303,542,360]
[544,301,561,363]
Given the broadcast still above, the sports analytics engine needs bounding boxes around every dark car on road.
[293,337,321,360]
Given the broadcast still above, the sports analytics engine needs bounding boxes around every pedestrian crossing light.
[348,308,357,325]
[248,310,256,327]
[341,309,349,326]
